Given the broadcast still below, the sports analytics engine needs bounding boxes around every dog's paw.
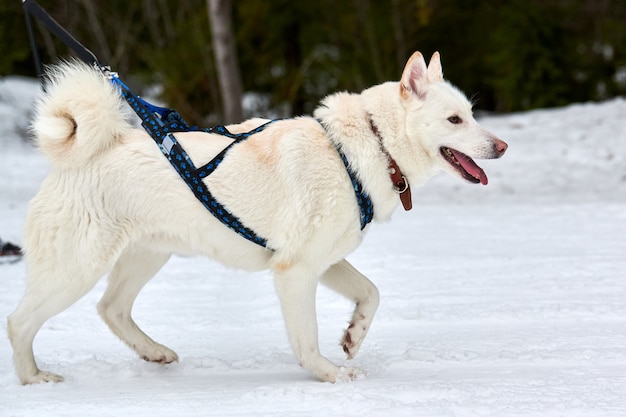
[140,344,179,364]
[341,320,368,359]
[334,366,366,383]
[21,370,64,385]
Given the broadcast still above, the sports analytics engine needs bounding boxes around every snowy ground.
[1,77,625,416]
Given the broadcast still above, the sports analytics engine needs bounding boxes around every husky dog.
[8,51,507,384]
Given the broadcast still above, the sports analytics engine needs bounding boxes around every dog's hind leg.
[8,252,115,385]
[97,245,176,364]
[320,259,380,360]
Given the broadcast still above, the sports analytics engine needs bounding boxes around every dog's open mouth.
[440,147,488,185]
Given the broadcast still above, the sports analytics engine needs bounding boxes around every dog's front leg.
[320,259,380,360]
[273,263,362,382]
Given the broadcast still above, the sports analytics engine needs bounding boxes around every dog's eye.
[447,115,462,124]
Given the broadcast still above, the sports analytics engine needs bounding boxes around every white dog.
[8,51,507,384]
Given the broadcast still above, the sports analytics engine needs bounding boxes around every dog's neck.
[368,117,412,211]
[314,91,412,221]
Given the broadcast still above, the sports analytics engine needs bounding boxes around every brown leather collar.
[369,118,412,211]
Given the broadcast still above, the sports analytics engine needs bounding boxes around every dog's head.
[399,51,507,185]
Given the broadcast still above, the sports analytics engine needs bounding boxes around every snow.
[1,77,625,416]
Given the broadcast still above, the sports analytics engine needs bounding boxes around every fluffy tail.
[32,60,133,167]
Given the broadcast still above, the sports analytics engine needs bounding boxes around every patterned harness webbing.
[109,75,374,249]
[316,120,374,230]
[336,149,373,229]
[110,75,274,248]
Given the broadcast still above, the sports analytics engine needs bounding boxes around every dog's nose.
[494,138,508,156]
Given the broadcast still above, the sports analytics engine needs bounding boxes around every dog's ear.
[400,51,428,100]
[427,52,444,82]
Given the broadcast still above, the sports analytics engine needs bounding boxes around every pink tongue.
[450,149,488,185]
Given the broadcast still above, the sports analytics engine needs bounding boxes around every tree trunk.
[207,0,243,123]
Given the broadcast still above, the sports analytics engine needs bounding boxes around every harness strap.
[336,149,374,229]
[110,75,274,248]
[316,120,374,230]
[197,123,278,178]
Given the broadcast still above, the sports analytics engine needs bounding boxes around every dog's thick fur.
[8,52,507,384]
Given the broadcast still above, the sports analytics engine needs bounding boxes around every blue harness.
[109,75,373,249]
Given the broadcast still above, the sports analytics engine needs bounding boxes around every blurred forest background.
[2,0,625,124]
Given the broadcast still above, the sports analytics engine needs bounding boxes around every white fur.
[7,52,506,385]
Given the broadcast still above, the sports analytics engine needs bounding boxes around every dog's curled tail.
[32,61,133,167]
